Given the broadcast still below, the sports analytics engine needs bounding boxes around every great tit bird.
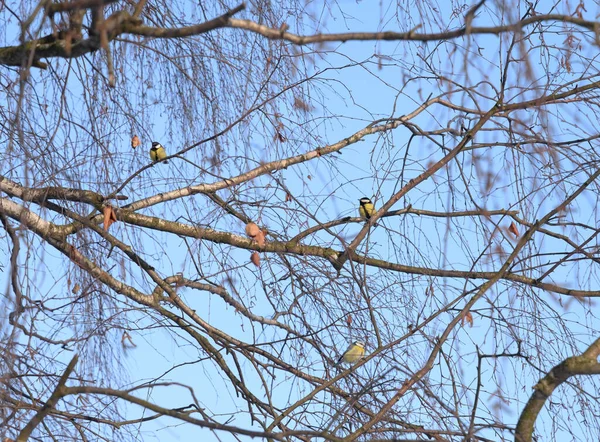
[150,141,168,163]
[358,197,375,220]
[334,341,366,367]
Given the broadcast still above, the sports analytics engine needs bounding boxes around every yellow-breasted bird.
[150,141,168,164]
[334,341,366,367]
[358,197,375,220]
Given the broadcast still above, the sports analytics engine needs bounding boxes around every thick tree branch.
[117,210,599,298]
[226,14,600,44]
[0,197,155,305]
[122,3,246,38]
[3,7,600,70]
[515,337,600,442]
[1,181,597,299]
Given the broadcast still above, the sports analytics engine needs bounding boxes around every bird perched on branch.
[150,141,168,163]
[334,341,366,367]
[358,197,375,220]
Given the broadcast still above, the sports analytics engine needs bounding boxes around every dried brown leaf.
[254,230,266,247]
[250,252,260,267]
[508,222,519,238]
[131,135,141,149]
[462,311,474,327]
[245,222,260,238]
[102,205,117,231]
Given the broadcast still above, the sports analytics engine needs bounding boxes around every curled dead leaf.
[245,222,260,238]
[102,205,117,231]
[346,314,352,326]
[131,135,141,149]
[508,222,519,238]
[72,283,80,294]
[462,311,474,327]
[254,230,266,247]
[251,252,260,267]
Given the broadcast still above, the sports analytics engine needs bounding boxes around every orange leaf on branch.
[131,135,141,149]
[254,230,266,247]
[250,252,260,267]
[103,205,117,231]
[245,222,260,238]
[462,311,474,327]
[508,222,519,237]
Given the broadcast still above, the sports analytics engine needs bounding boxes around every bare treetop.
[2,1,600,442]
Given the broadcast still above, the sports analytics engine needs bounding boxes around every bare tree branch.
[515,338,600,442]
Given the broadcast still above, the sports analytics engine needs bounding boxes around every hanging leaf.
[72,283,80,294]
[254,230,266,247]
[346,314,352,326]
[462,311,474,327]
[250,252,260,267]
[508,222,519,237]
[102,205,117,231]
[245,222,260,238]
[131,135,141,149]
